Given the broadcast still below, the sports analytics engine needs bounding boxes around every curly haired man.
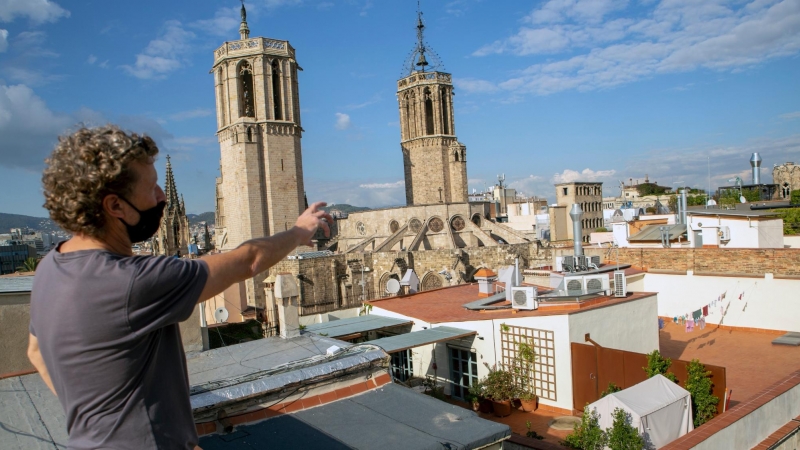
[27,125,332,450]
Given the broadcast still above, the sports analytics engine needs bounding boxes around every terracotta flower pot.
[479,399,494,414]
[472,401,480,412]
[492,400,513,417]
[520,397,538,412]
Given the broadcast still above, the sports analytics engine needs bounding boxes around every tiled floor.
[659,320,800,407]
[448,399,571,445]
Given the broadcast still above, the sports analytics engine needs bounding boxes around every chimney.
[681,189,688,225]
[750,152,762,184]
[275,273,300,339]
[570,204,584,256]
[474,268,498,298]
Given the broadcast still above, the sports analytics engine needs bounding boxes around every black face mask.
[118,197,166,243]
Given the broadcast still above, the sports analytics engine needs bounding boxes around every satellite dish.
[386,278,401,294]
[739,196,747,203]
[214,306,229,323]
[707,199,717,206]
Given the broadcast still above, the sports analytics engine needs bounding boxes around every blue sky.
[1,0,799,217]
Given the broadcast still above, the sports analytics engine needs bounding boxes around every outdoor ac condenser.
[511,286,538,310]
[582,274,609,293]
[613,271,627,298]
[564,276,584,293]
[719,226,731,241]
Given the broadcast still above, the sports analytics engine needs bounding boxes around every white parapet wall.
[633,273,800,332]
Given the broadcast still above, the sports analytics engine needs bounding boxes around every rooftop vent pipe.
[750,152,762,185]
[680,189,687,225]
[569,204,584,257]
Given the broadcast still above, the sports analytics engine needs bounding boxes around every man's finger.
[308,201,327,212]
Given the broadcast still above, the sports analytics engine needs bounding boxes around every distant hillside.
[322,204,370,214]
[0,212,64,233]
[187,212,215,226]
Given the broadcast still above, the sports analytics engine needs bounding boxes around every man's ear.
[103,194,127,220]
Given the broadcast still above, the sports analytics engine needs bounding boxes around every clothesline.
[671,280,758,332]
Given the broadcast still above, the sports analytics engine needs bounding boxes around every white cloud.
[359,181,404,189]
[553,168,616,183]
[87,54,97,64]
[0,29,7,52]
[168,108,212,121]
[122,20,195,80]
[780,111,800,120]
[335,112,351,130]
[454,78,499,94]
[191,6,240,37]
[0,0,69,24]
[470,0,800,96]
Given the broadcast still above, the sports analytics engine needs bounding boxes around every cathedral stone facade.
[773,162,800,199]
[153,156,190,257]
[213,4,306,308]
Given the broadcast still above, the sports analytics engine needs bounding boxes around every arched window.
[238,61,255,118]
[247,127,253,142]
[424,87,434,135]
[217,67,226,126]
[461,149,466,161]
[271,60,282,120]
[441,89,450,135]
[454,151,459,162]
[402,96,410,139]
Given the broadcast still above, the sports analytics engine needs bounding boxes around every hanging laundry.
[702,306,709,317]
[722,291,726,299]
[686,319,694,332]
[673,316,678,323]
[692,309,702,321]
[658,318,665,330]
[738,293,743,300]
[698,317,706,330]
[743,302,748,312]
[720,306,724,316]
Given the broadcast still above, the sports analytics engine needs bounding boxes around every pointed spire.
[164,155,180,210]
[239,0,250,40]
[415,4,428,71]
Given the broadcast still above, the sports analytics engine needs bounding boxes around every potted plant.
[467,381,483,412]
[513,338,538,412]
[481,364,516,417]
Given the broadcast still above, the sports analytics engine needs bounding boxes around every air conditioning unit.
[565,276,584,293]
[576,255,588,269]
[613,271,627,298]
[511,286,538,310]
[583,274,609,293]
[590,256,601,266]
[719,226,731,241]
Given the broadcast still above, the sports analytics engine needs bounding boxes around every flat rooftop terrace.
[366,283,657,323]
[659,320,800,407]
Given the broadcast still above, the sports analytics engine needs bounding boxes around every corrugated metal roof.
[369,326,476,353]
[628,224,687,242]
[305,315,412,338]
[0,276,34,293]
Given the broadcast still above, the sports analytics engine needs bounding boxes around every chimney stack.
[275,273,300,339]
[570,204,584,256]
[750,152,762,184]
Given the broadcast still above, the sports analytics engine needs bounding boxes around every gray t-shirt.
[30,246,209,450]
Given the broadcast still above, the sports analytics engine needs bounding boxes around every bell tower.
[397,8,467,205]
[212,1,306,308]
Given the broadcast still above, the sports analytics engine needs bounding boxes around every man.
[28,125,332,449]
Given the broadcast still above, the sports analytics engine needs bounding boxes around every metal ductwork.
[681,189,688,225]
[750,152,762,185]
[569,204,584,256]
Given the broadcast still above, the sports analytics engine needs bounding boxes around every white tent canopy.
[588,374,694,449]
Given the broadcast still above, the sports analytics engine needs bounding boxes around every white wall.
[784,235,800,248]
[634,273,800,332]
[687,216,784,249]
[567,294,659,355]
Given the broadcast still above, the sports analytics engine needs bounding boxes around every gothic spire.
[402,2,444,76]
[239,0,250,40]
[415,7,428,70]
[164,155,180,211]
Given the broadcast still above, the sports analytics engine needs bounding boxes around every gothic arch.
[379,272,400,295]
[270,59,282,120]
[246,126,253,142]
[420,272,444,291]
[237,60,255,118]
[454,150,459,162]
[423,87,434,135]
[471,213,482,227]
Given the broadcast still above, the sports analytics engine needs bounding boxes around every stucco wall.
[635,273,800,332]
[567,294,659,355]
[686,216,784,249]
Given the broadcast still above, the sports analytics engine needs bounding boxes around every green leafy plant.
[791,190,800,206]
[594,227,609,232]
[685,359,719,427]
[600,382,622,398]
[480,364,516,402]
[562,407,608,450]
[500,323,510,332]
[512,338,538,402]
[298,324,307,331]
[644,350,677,383]
[525,421,544,440]
[359,303,373,316]
[16,257,39,272]
[606,408,645,450]
[422,375,446,400]
[467,380,484,404]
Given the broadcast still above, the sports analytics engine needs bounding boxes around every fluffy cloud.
[335,112,351,130]
[0,29,7,52]
[465,0,800,96]
[122,20,195,80]
[359,181,404,189]
[780,111,800,120]
[553,168,616,183]
[0,0,69,24]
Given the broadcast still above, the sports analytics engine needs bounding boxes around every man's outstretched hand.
[294,202,334,247]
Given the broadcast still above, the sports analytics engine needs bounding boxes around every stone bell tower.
[397,9,467,206]
[212,2,305,308]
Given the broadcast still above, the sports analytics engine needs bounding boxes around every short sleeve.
[126,256,209,334]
